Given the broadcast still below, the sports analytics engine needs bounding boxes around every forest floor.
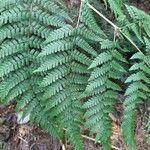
[0,101,149,150]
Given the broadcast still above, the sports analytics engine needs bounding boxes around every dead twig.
[81,134,121,150]
[63,128,121,150]
[60,140,66,150]
[17,136,28,143]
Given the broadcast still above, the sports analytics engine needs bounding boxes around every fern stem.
[60,140,66,150]
[76,0,83,28]
[81,135,121,150]
[87,2,142,53]
[102,0,108,9]
[63,128,120,150]
[62,144,66,150]
[121,31,142,53]
[56,0,66,8]
[87,2,118,29]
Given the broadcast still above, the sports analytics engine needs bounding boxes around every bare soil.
[0,103,149,150]
[0,104,103,150]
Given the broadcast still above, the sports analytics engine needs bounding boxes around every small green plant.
[0,0,149,149]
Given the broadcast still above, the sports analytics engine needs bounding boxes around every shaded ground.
[0,103,61,150]
[0,103,149,150]
[0,104,102,150]
[128,0,150,12]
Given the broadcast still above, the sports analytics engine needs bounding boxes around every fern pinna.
[121,5,150,150]
[0,0,150,150]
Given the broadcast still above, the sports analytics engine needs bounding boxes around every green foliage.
[0,0,70,142]
[35,26,85,149]
[84,39,126,150]
[0,0,150,150]
[122,52,150,149]
[120,5,150,150]
[33,1,103,148]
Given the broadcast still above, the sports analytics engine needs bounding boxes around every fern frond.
[122,52,150,149]
[101,39,119,49]
[125,72,150,83]
[0,1,72,148]
[144,37,150,51]
[143,19,150,37]
[42,79,66,99]
[29,36,44,49]
[88,63,110,81]
[84,39,126,149]
[36,24,85,149]
[15,92,33,112]
[71,62,90,74]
